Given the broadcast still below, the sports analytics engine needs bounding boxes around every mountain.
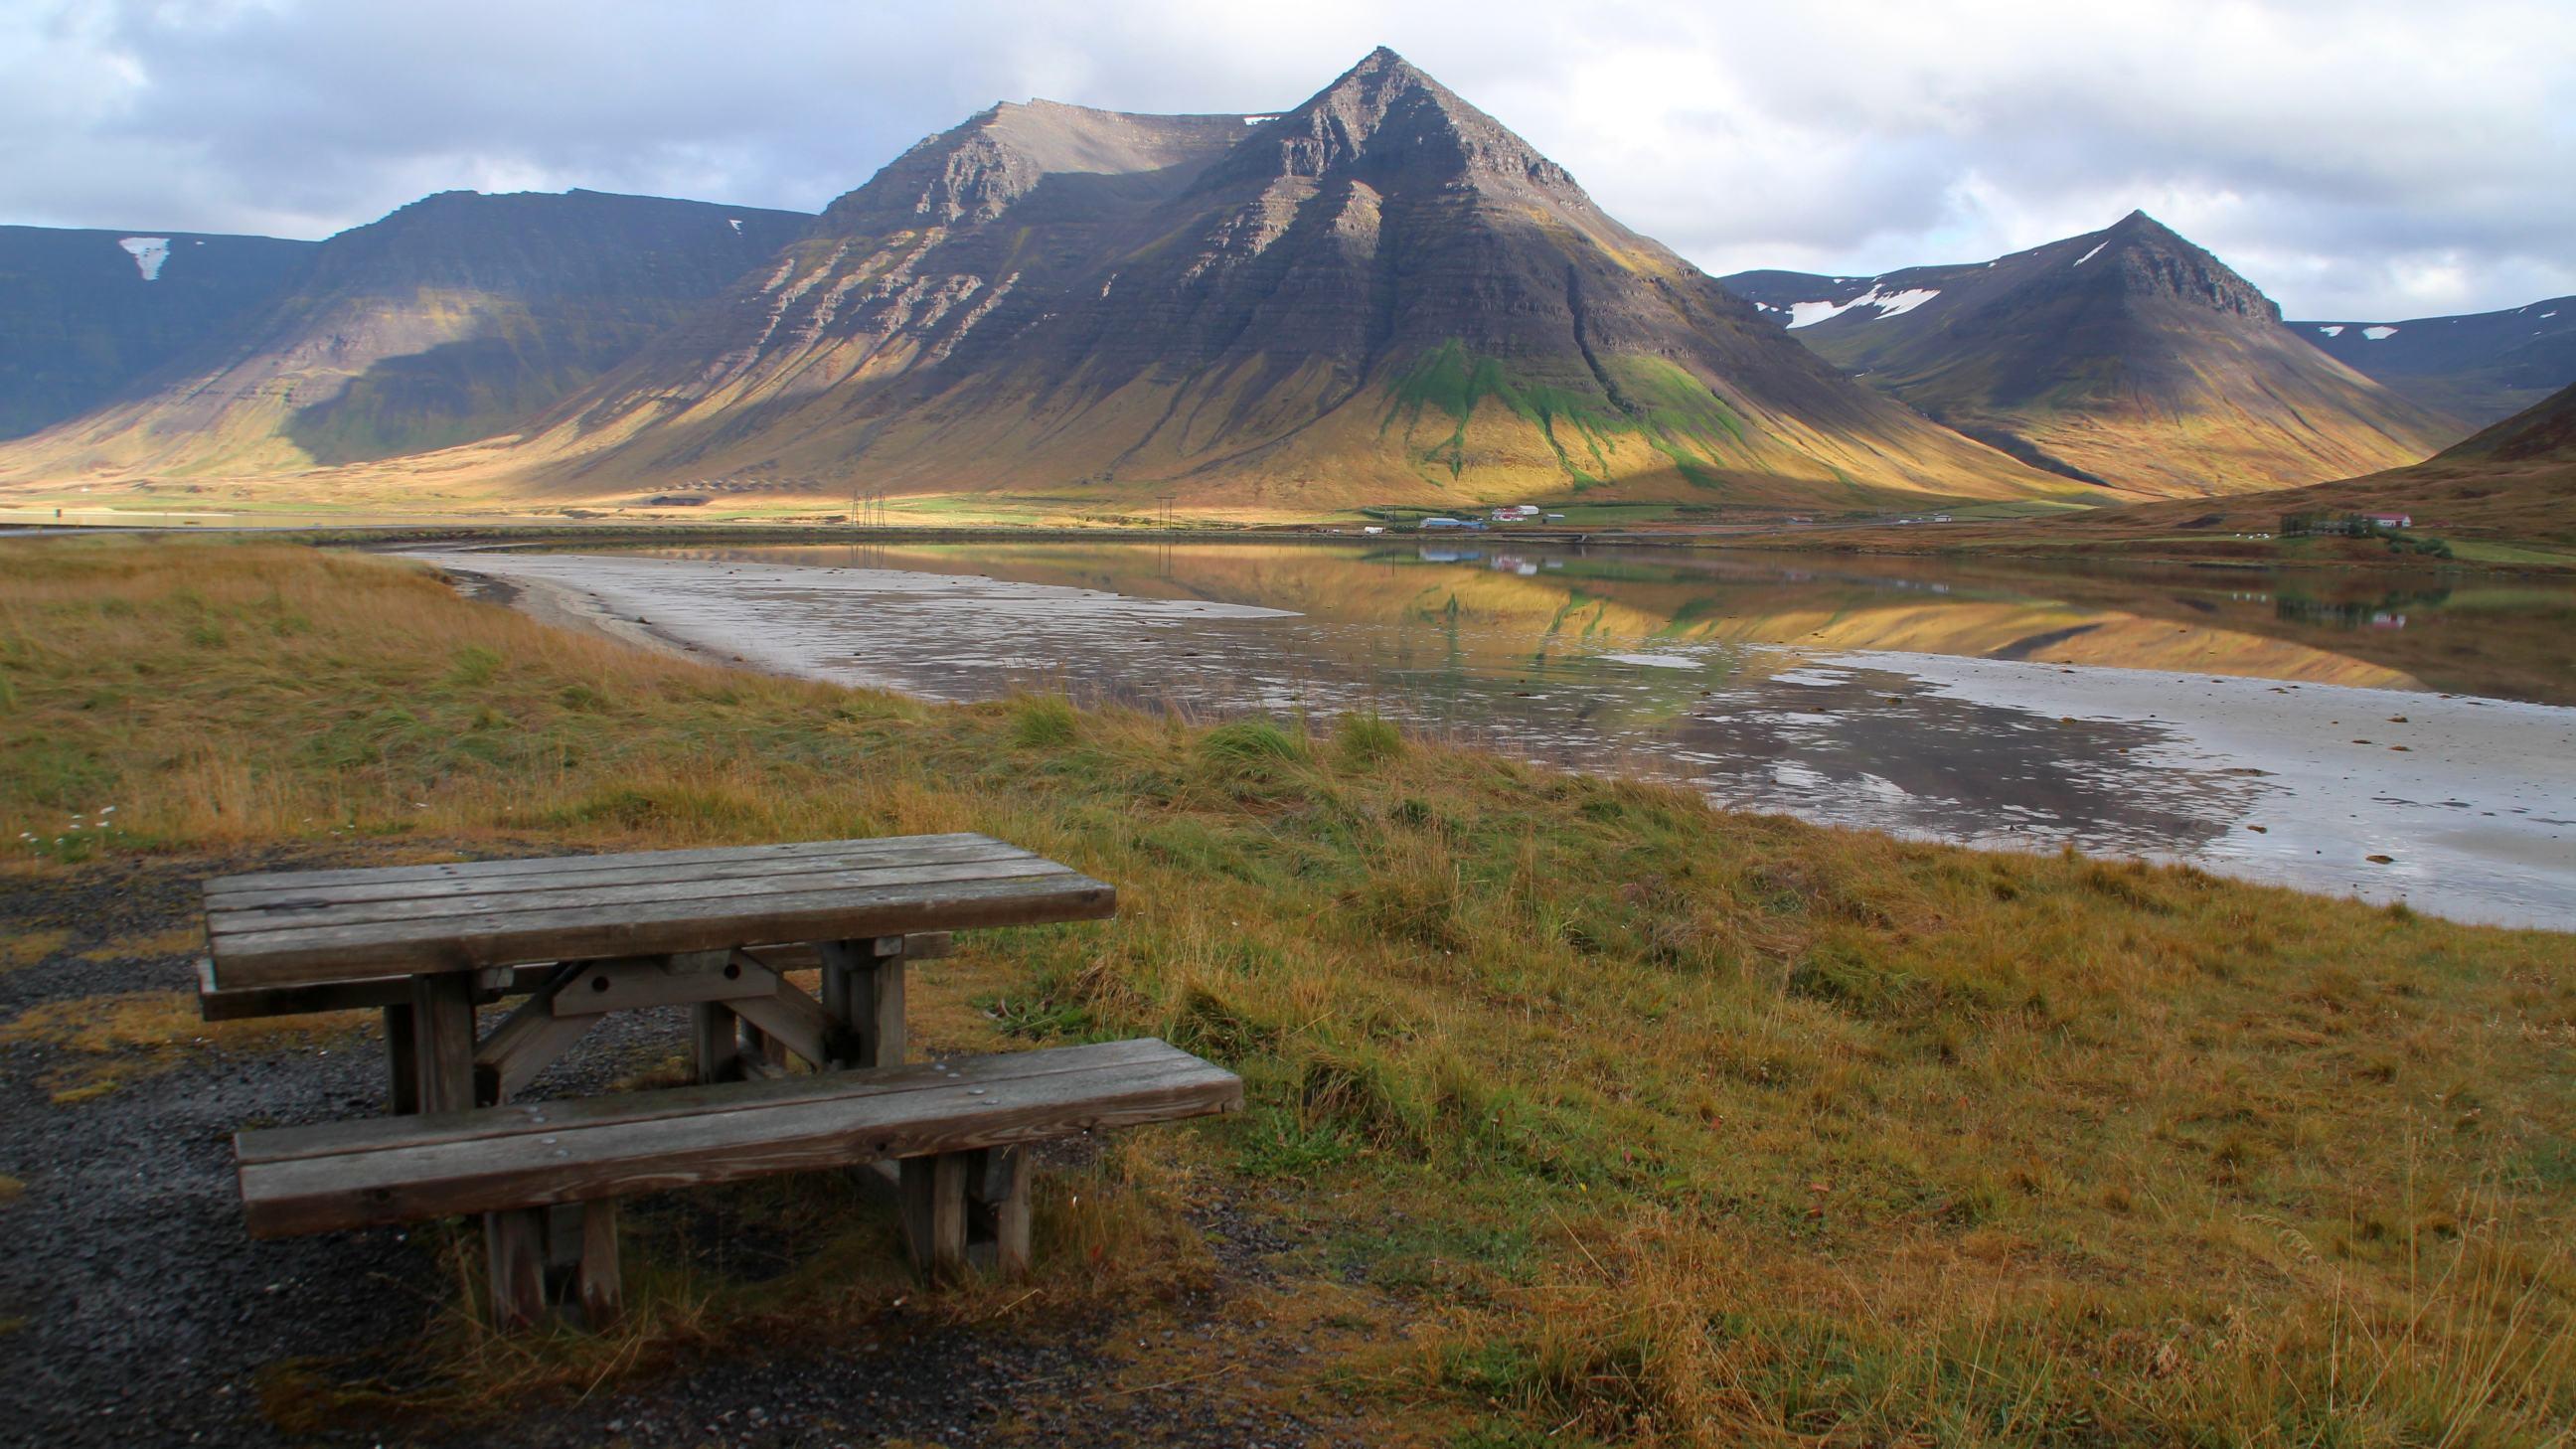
[1721,213,2463,496]
[0,225,314,440]
[0,190,809,480]
[467,49,2080,510]
[2288,298,2576,426]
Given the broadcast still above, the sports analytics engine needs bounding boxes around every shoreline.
[5,510,2567,577]
[414,542,2576,933]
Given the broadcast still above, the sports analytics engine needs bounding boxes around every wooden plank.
[382,1004,418,1115]
[471,967,595,1105]
[577,1199,621,1330]
[728,975,840,1069]
[411,973,477,1115]
[208,857,1078,938]
[200,963,560,1020]
[901,1153,968,1279]
[240,1038,1187,1165]
[196,942,935,1014]
[692,1002,741,1085]
[241,1050,1242,1236]
[206,837,1030,914]
[549,951,768,1018]
[211,874,1116,988]
[206,834,994,897]
[484,1208,549,1331]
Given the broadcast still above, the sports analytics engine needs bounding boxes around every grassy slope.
[2,540,2571,1444]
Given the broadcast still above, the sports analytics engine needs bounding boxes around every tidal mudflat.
[414,542,2576,929]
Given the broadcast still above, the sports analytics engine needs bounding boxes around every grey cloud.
[0,0,2565,318]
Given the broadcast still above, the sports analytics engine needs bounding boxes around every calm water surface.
[427,541,2576,930]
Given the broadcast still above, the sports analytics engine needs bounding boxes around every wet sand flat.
[410,545,2576,931]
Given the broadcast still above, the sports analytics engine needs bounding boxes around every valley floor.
[1,539,2571,1447]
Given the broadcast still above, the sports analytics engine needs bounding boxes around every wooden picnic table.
[200,833,1117,1114]
[195,833,1226,1329]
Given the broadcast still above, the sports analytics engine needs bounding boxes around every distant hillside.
[0,190,810,480]
[2288,298,2576,426]
[1721,214,2463,497]
[454,49,2081,511]
[2104,381,2576,546]
[0,226,313,440]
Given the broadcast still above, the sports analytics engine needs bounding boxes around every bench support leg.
[692,1001,741,1083]
[966,1146,1032,1278]
[576,1199,622,1331]
[900,1147,1030,1281]
[483,1207,549,1332]
[899,1153,968,1281]
[410,974,477,1114]
[381,1003,417,1115]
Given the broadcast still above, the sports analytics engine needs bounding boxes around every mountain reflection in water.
[421,541,2576,929]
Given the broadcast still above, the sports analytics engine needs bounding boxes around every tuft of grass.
[1197,719,1307,770]
[1008,693,1078,748]
[1333,710,1405,767]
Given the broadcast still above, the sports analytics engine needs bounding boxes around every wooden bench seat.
[236,1038,1240,1326]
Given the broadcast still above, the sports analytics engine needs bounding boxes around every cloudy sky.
[6,0,2569,319]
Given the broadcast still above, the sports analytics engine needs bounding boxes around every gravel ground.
[0,849,1379,1447]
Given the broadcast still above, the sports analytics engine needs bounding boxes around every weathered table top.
[203,834,1114,989]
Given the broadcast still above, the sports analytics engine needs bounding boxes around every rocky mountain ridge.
[0,189,810,479]
[490,48,2078,509]
[1722,213,2463,495]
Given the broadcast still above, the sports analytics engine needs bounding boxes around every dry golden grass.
[0,989,371,1102]
[0,926,70,971]
[77,924,204,963]
[2,537,2571,1444]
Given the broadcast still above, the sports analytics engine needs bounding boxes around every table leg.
[692,1001,741,1083]
[818,936,906,1068]
[409,974,477,1114]
[381,1003,418,1115]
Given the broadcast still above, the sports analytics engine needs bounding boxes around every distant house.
[2284,509,2416,537]
[1419,516,1484,532]
[1489,505,1540,522]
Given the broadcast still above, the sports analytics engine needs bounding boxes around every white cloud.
[0,0,2567,317]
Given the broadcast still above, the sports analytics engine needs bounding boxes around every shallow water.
[416,541,2576,931]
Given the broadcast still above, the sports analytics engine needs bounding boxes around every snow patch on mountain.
[117,237,171,281]
[2317,325,2344,337]
[2363,325,2399,340]
[2072,241,2108,266]
[1785,286,1941,329]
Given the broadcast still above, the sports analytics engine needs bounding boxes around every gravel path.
[0,850,1377,1447]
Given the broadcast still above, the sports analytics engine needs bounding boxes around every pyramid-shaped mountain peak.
[2068,212,2276,320]
[1207,45,1575,195]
